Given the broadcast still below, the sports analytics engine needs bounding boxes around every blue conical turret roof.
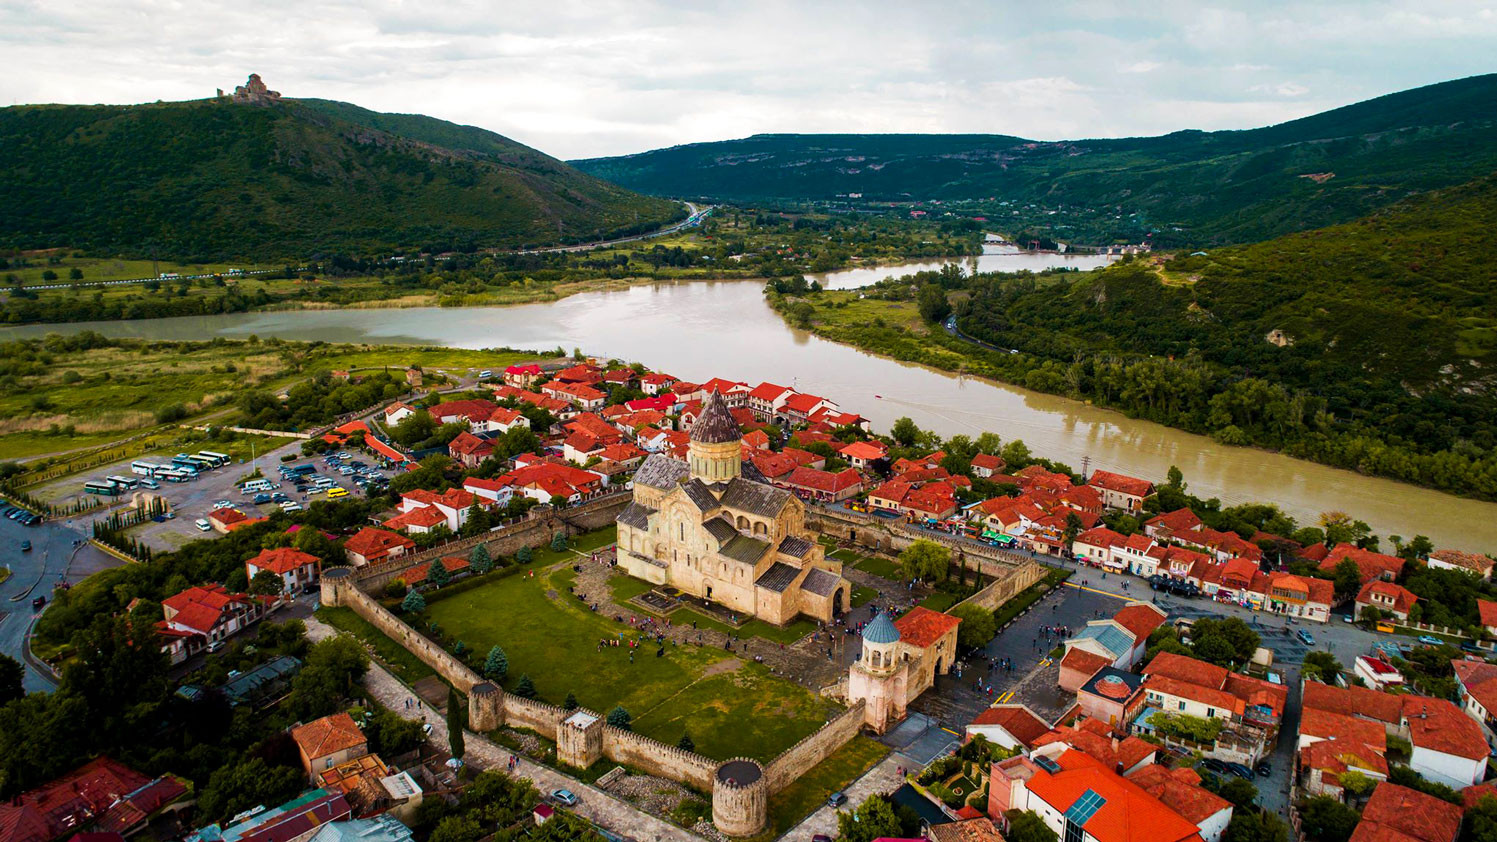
[862,611,901,644]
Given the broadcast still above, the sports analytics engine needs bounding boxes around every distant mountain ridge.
[0,89,683,260]
[573,74,1497,245]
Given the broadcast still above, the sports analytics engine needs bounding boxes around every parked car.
[253,493,273,504]
[827,791,848,808]
[1296,629,1316,645]
[213,499,233,509]
[1417,635,1444,646]
[1255,761,1272,778]
[550,789,578,807]
[32,596,46,610]
[1224,762,1255,779]
[195,518,213,532]
[20,540,32,552]
[1199,758,1228,774]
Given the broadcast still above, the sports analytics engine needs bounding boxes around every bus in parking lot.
[106,475,138,490]
[84,480,122,496]
[197,451,230,467]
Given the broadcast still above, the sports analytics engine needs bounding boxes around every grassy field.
[4,255,278,286]
[762,736,888,836]
[316,605,438,684]
[0,338,551,465]
[919,591,961,612]
[424,557,841,761]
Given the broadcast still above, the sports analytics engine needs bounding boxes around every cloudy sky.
[2,0,1493,159]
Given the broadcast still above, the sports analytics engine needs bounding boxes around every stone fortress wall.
[321,536,864,837]
[320,489,1040,835]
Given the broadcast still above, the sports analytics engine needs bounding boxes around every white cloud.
[0,0,1491,158]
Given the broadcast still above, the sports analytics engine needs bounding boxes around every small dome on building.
[862,611,901,645]
[691,391,741,444]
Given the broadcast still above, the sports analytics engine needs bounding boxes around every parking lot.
[38,442,398,551]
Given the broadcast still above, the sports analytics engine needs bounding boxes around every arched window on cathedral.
[753,521,767,536]
[680,522,685,540]
[736,515,749,530]
[870,650,881,668]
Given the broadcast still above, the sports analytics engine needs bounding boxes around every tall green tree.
[606,706,632,730]
[0,654,24,705]
[1004,811,1060,842]
[899,539,951,581]
[483,646,508,681]
[447,687,466,759]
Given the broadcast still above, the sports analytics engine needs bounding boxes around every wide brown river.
[8,246,1494,552]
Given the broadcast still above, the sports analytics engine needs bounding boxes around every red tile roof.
[1299,738,1390,782]
[970,453,1005,472]
[1301,681,1403,725]
[1061,647,1112,679]
[1351,783,1463,842]
[1429,549,1494,576]
[430,398,498,423]
[747,382,791,402]
[447,431,493,457]
[1454,659,1497,714]
[1401,695,1487,759]
[1300,708,1388,750]
[343,527,414,560]
[1125,764,1231,825]
[247,546,321,574]
[784,466,863,494]
[1479,598,1497,629]
[1088,470,1154,498]
[1111,603,1167,642]
[1356,580,1419,615]
[839,440,888,461]
[970,705,1051,749]
[1024,750,1207,842]
[291,712,367,761]
[0,758,186,842]
[1142,652,1229,689]
[383,507,448,531]
[1318,543,1406,584]
[403,556,472,586]
[1145,508,1202,535]
[893,606,962,648]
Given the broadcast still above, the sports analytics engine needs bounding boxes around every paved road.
[0,506,120,692]
[515,202,708,255]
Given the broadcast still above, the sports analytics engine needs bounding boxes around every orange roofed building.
[291,712,368,782]
[343,527,415,567]
[989,748,1225,842]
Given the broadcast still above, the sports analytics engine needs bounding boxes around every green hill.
[574,74,1497,245]
[948,173,1497,495]
[0,95,683,260]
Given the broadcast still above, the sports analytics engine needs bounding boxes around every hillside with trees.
[775,173,1497,498]
[0,93,683,260]
[574,74,1497,246]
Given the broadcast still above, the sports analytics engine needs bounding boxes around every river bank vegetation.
[1,208,980,325]
[768,175,1497,499]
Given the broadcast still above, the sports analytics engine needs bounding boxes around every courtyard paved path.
[777,751,912,842]
[306,616,706,842]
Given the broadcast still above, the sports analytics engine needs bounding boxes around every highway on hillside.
[16,203,708,292]
[513,201,709,254]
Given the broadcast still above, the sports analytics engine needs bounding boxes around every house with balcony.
[1131,653,1287,764]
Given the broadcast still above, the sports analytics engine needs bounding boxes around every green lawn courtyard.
[424,555,845,762]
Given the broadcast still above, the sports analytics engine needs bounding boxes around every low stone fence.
[951,560,1048,613]
[763,701,867,792]
[185,424,314,440]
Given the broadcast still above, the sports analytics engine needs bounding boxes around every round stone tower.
[712,758,768,837]
[320,566,354,607]
[468,682,505,731]
[688,390,742,483]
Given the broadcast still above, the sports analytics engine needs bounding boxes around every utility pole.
[1081,455,1090,479]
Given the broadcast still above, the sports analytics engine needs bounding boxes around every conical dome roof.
[691,390,741,444]
[862,611,900,644]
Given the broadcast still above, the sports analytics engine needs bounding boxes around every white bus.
[197,451,230,468]
[170,455,202,474]
[131,460,160,476]
[105,475,138,490]
[84,480,122,496]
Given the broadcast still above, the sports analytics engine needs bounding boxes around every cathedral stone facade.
[615,392,851,625]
